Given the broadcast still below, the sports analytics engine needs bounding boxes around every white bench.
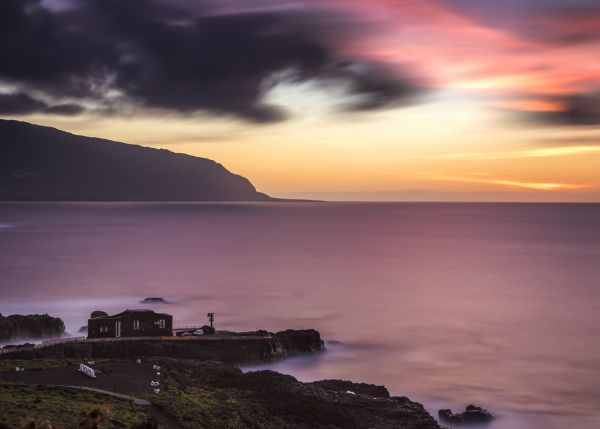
[78,364,96,378]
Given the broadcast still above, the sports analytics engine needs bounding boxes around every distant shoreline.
[3,200,600,204]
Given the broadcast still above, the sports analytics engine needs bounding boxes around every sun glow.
[429,146,600,160]
[421,172,588,191]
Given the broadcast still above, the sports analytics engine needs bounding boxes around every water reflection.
[1,202,599,429]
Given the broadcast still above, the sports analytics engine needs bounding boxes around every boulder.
[140,297,169,304]
[309,379,390,398]
[438,404,493,424]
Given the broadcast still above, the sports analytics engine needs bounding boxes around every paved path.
[66,385,182,429]
[66,385,151,405]
[0,362,184,429]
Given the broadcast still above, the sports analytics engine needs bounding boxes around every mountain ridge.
[0,119,274,202]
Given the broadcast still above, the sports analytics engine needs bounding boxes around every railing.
[42,336,87,346]
[0,336,86,355]
[173,326,204,331]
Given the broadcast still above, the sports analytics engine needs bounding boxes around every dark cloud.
[529,92,600,126]
[0,0,424,122]
[0,92,45,115]
[321,61,423,112]
[0,92,84,116]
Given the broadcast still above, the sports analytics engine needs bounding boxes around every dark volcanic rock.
[0,329,325,363]
[0,313,65,342]
[152,359,444,429]
[439,404,493,424]
[273,329,325,355]
[310,379,390,398]
[140,297,169,304]
[0,359,443,429]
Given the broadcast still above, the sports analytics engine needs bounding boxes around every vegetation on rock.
[147,359,443,429]
[0,382,154,429]
[0,314,65,342]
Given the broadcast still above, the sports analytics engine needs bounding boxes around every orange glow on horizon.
[421,172,590,191]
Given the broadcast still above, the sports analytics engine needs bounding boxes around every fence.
[0,336,86,355]
[42,336,86,346]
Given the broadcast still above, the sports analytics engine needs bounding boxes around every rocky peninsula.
[0,329,445,428]
[0,358,444,429]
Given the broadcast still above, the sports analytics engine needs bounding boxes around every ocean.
[1,202,599,428]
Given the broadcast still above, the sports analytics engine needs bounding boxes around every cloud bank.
[0,0,423,122]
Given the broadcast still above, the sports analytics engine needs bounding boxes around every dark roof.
[89,309,172,320]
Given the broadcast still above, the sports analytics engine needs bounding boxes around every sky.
[1,0,600,201]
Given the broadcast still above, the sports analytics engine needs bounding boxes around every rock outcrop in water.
[140,297,169,304]
[0,313,65,342]
[438,404,493,424]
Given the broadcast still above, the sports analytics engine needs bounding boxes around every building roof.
[89,309,172,320]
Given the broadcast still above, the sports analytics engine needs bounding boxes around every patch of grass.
[150,386,274,429]
[0,381,154,429]
[0,359,80,373]
[0,358,113,374]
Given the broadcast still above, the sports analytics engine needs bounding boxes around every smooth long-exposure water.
[1,202,599,428]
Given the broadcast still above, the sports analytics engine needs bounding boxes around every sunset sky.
[1,0,600,200]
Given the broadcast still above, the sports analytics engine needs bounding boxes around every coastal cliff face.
[0,314,65,342]
[0,330,444,429]
[153,359,444,429]
[0,330,324,362]
[0,119,273,202]
[0,358,443,429]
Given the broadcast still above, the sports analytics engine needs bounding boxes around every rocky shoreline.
[142,358,445,429]
[0,358,445,429]
[0,328,453,428]
[0,329,324,363]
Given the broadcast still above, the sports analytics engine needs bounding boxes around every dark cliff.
[152,359,444,429]
[0,119,272,201]
[0,330,324,363]
[0,314,65,342]
[0,358,443,429]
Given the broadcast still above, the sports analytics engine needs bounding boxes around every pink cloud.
[308,0,600,113]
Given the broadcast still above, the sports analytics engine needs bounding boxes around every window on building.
[99,326,108,333]
[133,320,140,330]
[159,319,165,328]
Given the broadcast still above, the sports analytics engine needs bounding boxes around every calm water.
[1,202,599,428]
